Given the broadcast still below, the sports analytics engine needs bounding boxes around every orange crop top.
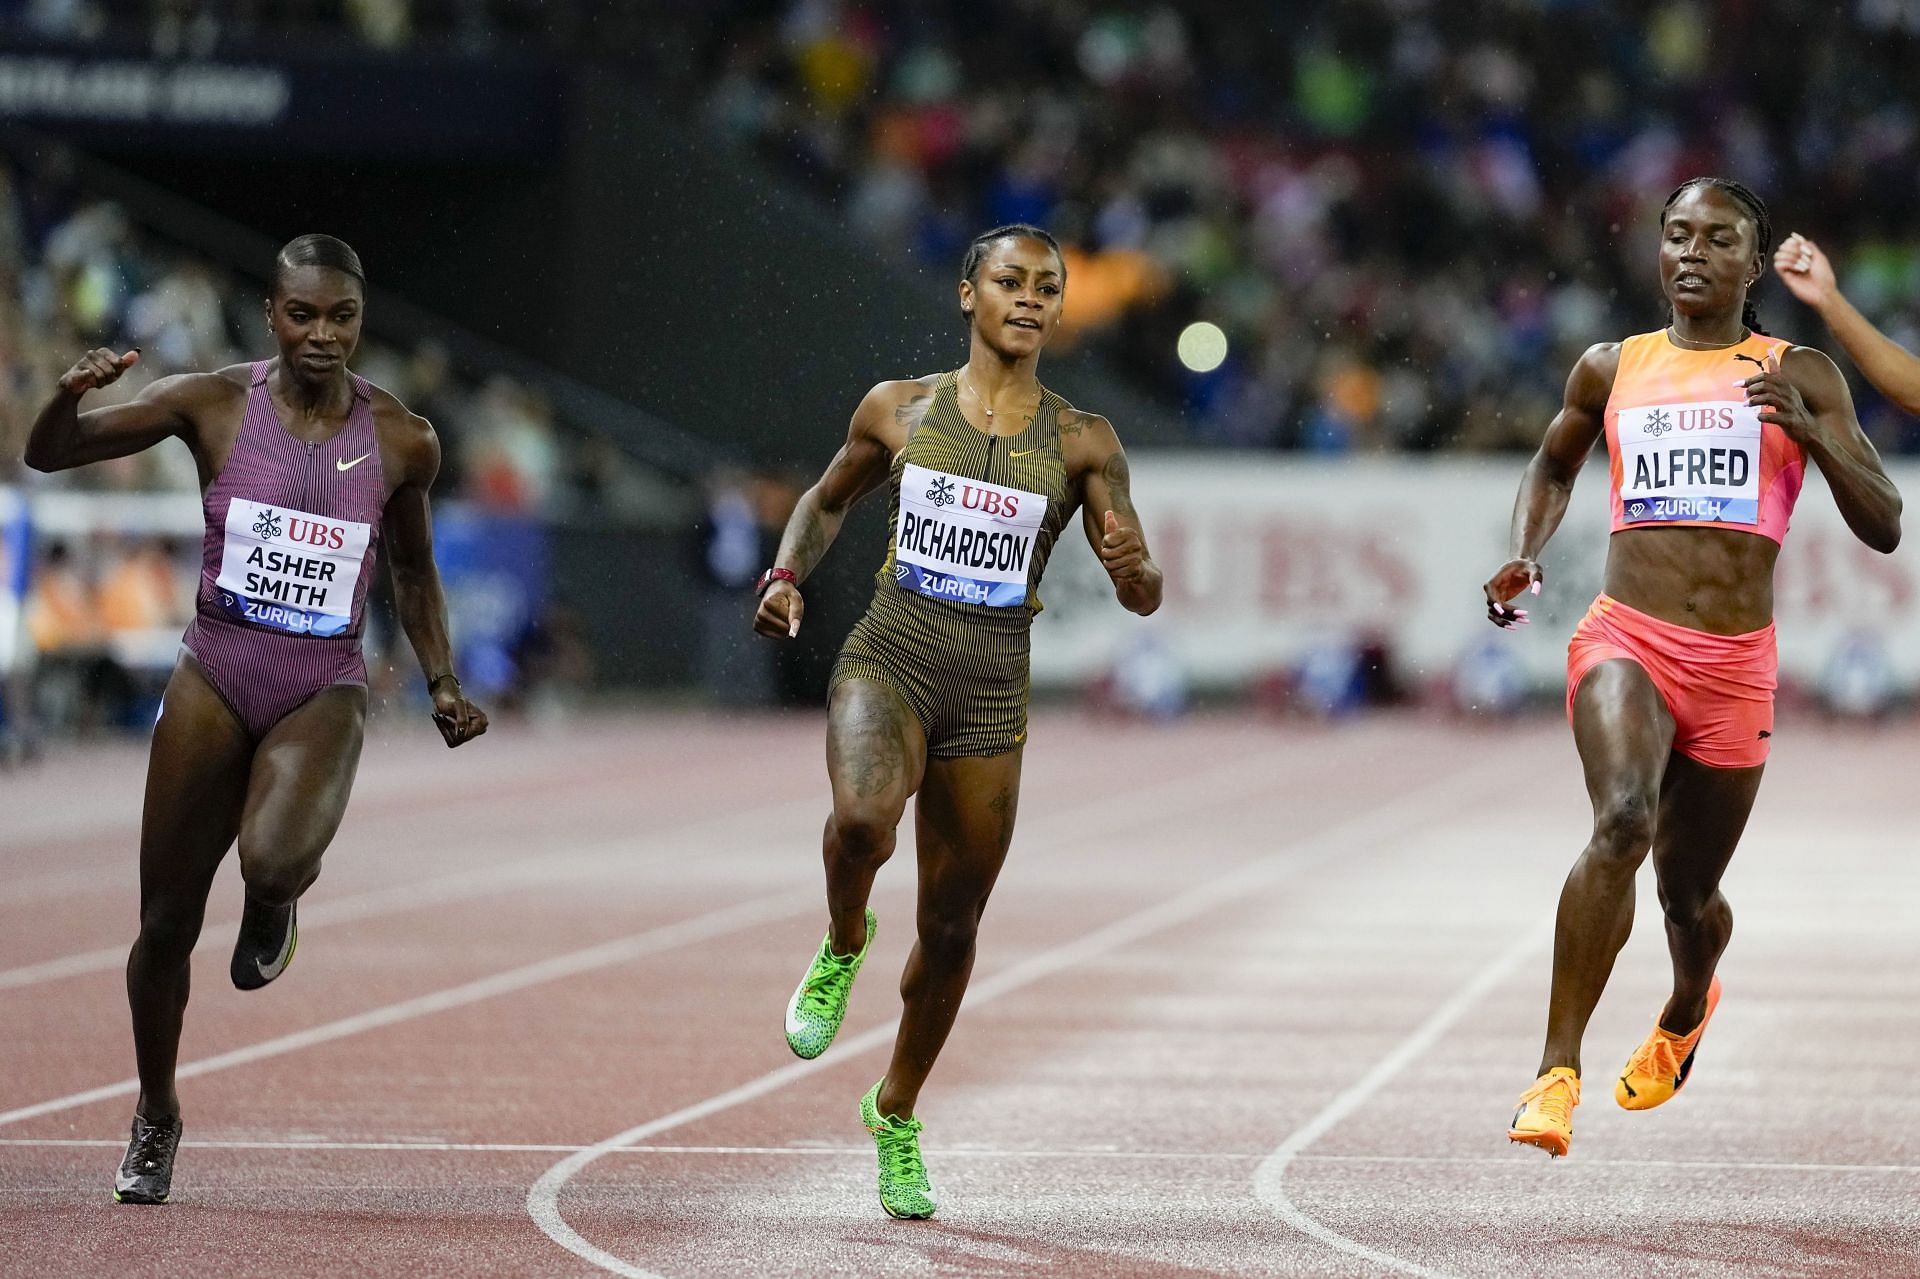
[1604,330,1805,544]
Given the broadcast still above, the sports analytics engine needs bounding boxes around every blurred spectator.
[677,0,1920,453]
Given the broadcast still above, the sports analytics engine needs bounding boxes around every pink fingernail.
[1530,581,1541,595]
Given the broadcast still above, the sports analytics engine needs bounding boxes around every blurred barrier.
[0,487,27,674]
[1032,456,1920,694]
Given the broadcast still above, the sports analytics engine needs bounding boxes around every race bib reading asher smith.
[214,497,370,636]
[894,463,1046,607]
[1618,401,1762,526]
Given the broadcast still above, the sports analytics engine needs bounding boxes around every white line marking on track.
[525,756,1519,1279]
[1251,924,1550,1279]
[0,797,822,992]
[5,1137,1918,1176]
[0,890,819,1129]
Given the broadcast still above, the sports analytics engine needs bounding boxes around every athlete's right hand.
[753,580,803,640]
[58,347,140,396]
[1773,233,1835,310]
[1482,559,1541,630]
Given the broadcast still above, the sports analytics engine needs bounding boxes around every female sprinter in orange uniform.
[1483,179,1901,1157]
[24,235,487,1203]
[751,224,1162,1217]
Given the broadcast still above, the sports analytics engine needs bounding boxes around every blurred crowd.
[685,0,1920,453]
[0,147,647,741]
[0,151,654,515]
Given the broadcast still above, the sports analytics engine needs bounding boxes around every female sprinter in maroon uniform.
[1484,180,1899,1157]
[24,235,487,1203]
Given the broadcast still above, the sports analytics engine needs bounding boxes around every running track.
[2,710,1916,1277]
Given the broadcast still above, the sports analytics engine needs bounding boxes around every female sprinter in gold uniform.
[752,224,1162,1219]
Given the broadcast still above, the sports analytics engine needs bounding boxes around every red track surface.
[2,710,1917,1277]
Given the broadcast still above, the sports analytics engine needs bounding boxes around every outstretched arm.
[1775,234,1920,416]
[751,382,906,640]
[1072,412,1162,616]
[1741,347,1901,553]
[22,348,181,472]
[382,415,488,746]
[1483,343,1616,627]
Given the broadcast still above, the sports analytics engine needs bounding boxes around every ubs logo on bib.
[926,476,956,508]
[252,507,284,539]
[1644,409,1672,437]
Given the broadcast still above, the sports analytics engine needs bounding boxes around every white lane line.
[525,756,1515,1279]
[0,890,819,1130]
[0,796,821,992]
[6,1138,1918,1176]
[0,734,1353,1127]
[1251,924,1550,1279]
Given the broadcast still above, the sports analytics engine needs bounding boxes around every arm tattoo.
[1056,410,1088,438]
[894,393,932,432]
[1102,450,1136,515]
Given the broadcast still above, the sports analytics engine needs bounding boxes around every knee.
[917,898,987,960]
[135,900,205,964]
[238,843,319,907]
[1659,882,1730,931]
[1588,794,1655,865]
[829,808,898,864]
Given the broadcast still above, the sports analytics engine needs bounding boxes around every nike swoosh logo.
[1009,447,1042,458]
[255,923,297,982]
[785,984,810,1036]
[336,452,373,472]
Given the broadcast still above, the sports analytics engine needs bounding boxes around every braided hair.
[1660,177,1771,335]
[960,224,1065,324]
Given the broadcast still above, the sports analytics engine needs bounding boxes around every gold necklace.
[1667,326,1749,350]
[959,369,1037,420]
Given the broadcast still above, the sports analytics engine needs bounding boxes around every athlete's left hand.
[431,681,489,748]
[1098,510,1146,583]
[1739,351,1815,445]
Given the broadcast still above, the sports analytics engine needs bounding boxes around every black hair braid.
[1660,177,1771,335]
[272,234,366,298]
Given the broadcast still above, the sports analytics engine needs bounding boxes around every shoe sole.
[881,1202,934,1220]
[111,1188,168,1204]
[1506,1127,1569,1158]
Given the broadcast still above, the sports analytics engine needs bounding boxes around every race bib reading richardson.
[1617,401,1762,525]
[214,497,370,636]
[894,462,1046,607]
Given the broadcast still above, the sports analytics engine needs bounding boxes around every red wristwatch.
[755,567,798,595]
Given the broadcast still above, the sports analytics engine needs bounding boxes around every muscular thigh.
[915,750,1024,899]
[1572,659,1677,811]
[1651,751,1764,891]
[139,656,253,902]
[238,685,367,862]
[827,677,927,821]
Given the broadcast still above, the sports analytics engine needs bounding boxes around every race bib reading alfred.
[894,463,1046,607]
[1617,401,1762,526]
[214,497,370,636]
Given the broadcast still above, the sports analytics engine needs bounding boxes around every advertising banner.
[1030,456,1920,695]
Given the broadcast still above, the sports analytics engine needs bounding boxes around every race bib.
[893,463,1046,607]
[214,497,370,636]
[1617,401,1762,526]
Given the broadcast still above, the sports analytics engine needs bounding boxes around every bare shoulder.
[1566,342,1622,409]
[367,382,441,479]
[1053,397,1120,473]
[856,374,942,448]
[1781,343,1842,378]
[140,365,249,408]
